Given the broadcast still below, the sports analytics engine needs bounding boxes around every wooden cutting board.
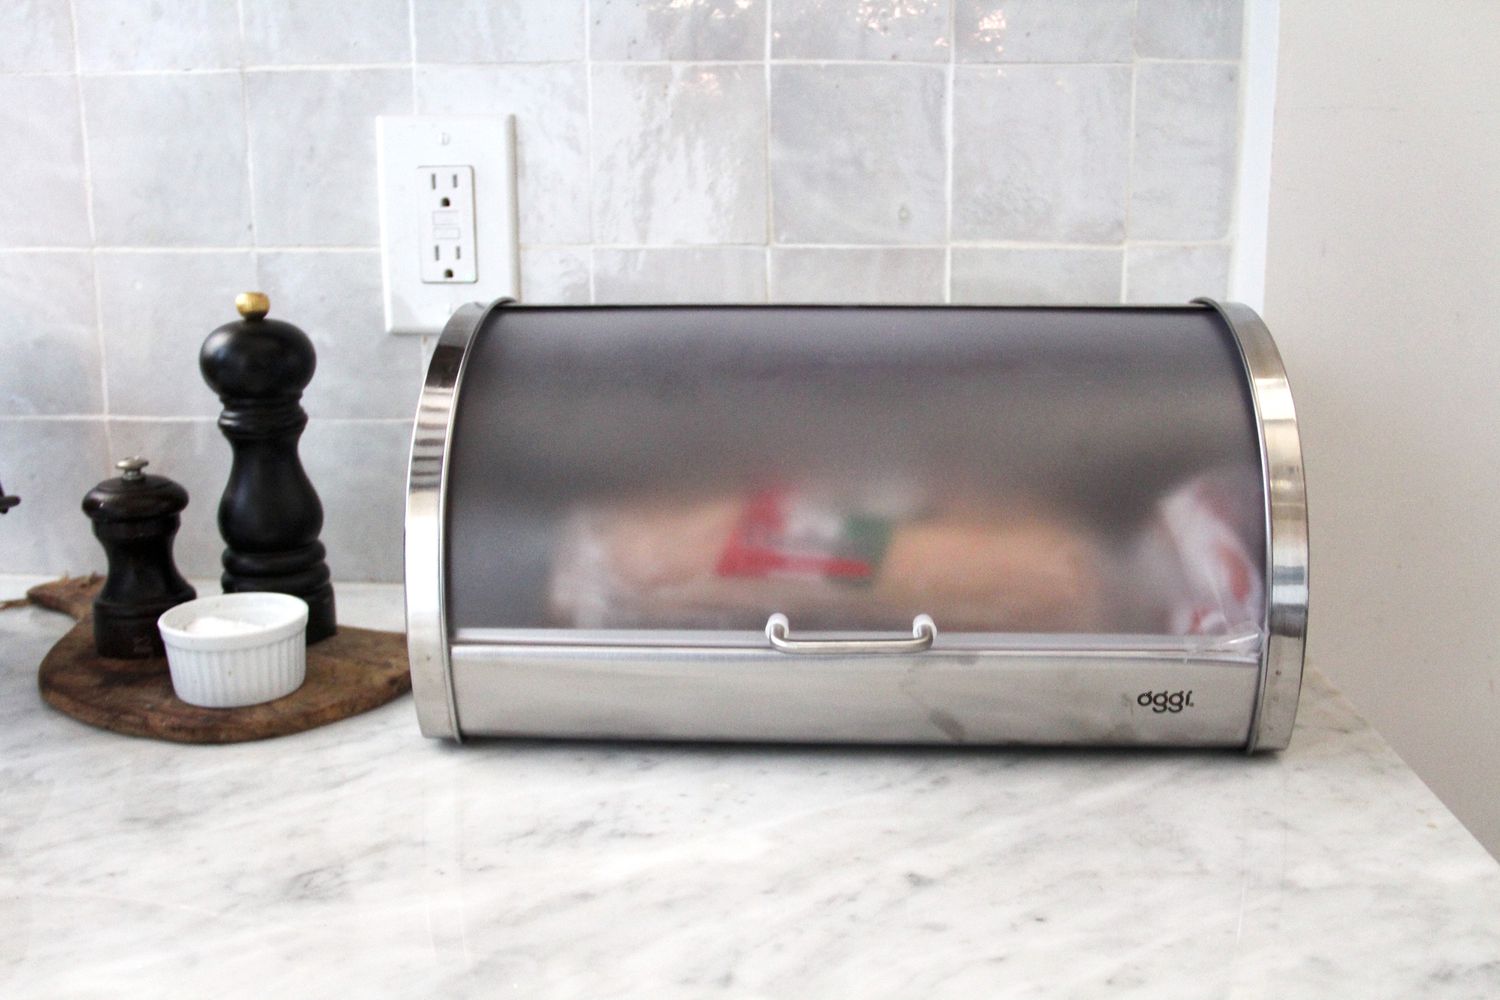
[30,576,411,744]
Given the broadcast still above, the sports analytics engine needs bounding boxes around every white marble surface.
[2,579,1498,998]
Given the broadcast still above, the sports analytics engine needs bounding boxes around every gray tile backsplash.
[107,418,230,578]
[592,64,767,245]
[773,0,951,62]
[84,73,252,247]
[255,251,425,419]
[0,0,1252,581]
[956,0,1134,63]
[1136,0,1244,59]
[1125,243,1232,303]
[96,251,256,418]
[592,0,766,61]
[1130,61,1240,241]
[520,247,592,305]
[0,75,90,246]
[73,0,240,72]
[772,64,946,244]
[242,0,412,67]
[0,0,75,73]
[300,420,412,584]
[594,247,767,304]
[0,252,101,415]
[246,69,413,246]
[770,247,946,304]
[952,64,1131,242]
[416,64,590,244]
[413,0,584,63]
[0,418,108,575]
[951,246,1124,304]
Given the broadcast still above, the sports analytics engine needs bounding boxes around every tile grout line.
[404,0,421,344]
[763,0,774,302]
[584,0,597,304]
[0,57,1242,77]
[406,0,418,112]
[66,0,111,461]
[1120,0,1141,304]
[406,10,436,360]
[3,246,381,254]
[943,0,956,304]
[1225,0,1253,300]
[0,414,121,423]
[0,240,1233,254]
[235,0,260,300]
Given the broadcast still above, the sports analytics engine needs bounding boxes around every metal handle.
[765,613,936,655]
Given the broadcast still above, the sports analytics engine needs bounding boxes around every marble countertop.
[2,579,1498,999]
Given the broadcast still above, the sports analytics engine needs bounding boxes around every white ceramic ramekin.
[157,593,310,708]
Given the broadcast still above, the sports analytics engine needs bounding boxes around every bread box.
[406,300,1307,751]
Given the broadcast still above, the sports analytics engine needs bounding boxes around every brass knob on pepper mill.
[81,457,197,658]
[200,292,337,643]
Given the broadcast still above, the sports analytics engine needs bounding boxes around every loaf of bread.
[547,491,1113,633]
[874,511,1112,632]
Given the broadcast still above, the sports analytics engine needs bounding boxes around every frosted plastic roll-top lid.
[442,305,1267,641]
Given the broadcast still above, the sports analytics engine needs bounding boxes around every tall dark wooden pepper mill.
[201,291,337,643]
[81,457,197,658]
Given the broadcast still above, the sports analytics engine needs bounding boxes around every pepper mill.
[82,457,197,658]
[200,291,336,643]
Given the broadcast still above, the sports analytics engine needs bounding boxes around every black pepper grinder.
[82,457,197,658]
[200,292,336,643]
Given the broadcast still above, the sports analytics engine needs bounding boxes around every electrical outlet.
[418,166,476,283]
[376,116,518,335]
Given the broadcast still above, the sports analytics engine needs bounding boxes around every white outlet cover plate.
[376,115,519,335]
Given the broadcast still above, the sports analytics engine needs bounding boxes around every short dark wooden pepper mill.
[81,457,197,658]
[201,291,336,643]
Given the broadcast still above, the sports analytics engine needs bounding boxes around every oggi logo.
[1138,690,1195,714]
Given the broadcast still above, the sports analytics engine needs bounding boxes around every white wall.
[1264,0,1500,855]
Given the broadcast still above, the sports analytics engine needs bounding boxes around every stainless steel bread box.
[406,300,1307,751]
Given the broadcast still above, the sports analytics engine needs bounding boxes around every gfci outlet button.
[376,116,518,335]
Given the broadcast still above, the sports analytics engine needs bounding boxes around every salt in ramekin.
[157,593,310,708]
